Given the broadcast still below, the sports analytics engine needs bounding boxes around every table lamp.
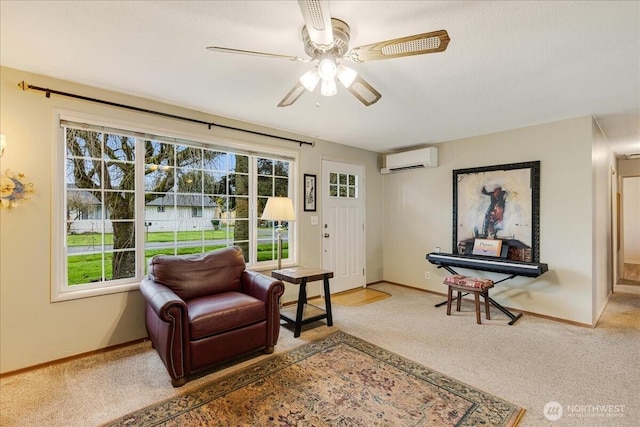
[261,196,296,270]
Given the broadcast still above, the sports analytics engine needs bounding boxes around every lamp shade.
[261,197,295,221]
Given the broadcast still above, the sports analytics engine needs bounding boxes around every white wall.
[618,159,640,272]
[383,117,601,325]
[591,120,615,322]
[0,66,384,373]
[622,176,640,263]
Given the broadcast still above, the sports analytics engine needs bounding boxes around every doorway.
[321,160,366,294]
[620,176,640,285]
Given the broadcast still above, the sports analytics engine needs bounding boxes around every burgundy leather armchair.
[140,246,284,387]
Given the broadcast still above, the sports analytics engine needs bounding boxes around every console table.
[271,267,334,338]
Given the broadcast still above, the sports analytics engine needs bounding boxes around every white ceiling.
[1,1,639,156]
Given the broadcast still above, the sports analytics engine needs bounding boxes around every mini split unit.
[380,147,438,174]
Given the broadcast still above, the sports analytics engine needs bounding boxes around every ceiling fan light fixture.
[299,68,320,91]
[337,65,358,88]
[317,58,337,80]
[320,78,337,96]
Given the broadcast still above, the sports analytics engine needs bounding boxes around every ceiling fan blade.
[278,82,307,107]
[206,46,309,62]
[297,0,334,48]
[346,75,381,106]
[348,30,450,63]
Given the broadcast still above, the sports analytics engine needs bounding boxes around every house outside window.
[54,117,296,301]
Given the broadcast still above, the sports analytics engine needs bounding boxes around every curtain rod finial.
[18,81,29,91]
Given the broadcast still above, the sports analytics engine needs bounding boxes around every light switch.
[311,216,318,226]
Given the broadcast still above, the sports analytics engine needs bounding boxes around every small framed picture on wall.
[304,174,316,212]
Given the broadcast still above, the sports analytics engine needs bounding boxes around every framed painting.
[453,161,540,262]
[304,174,316,212]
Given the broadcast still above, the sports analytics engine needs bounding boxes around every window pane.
[67,158,102,188]
[145,140,175,167]
[67,190,102,222]
[145,167,174,192]
[202,151,226,171]
[274,177,289,197]
[67,129,102,159]
[274,160,289,177]
[230,173,249,196]
[257,158,273,175]
[176,145,201,169]
[257,238,276,263]
[231,154,249,173]
[105,251,136,280]
[105,134,135,162]
[257,176,273,196]
[110,221,135,249]
[105,192,135,219]
[176,168,203,193]
[208,171,227,196]
[67,253,103,285]
[106,161,135,190]
[257,196,270,218]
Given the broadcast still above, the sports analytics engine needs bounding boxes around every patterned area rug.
[104,331,524,426]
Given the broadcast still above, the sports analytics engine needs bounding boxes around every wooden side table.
[271,267,333,338]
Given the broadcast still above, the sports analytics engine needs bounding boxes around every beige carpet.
[621,263,640,285]
[103,331,523,426]
[1,282,639,426]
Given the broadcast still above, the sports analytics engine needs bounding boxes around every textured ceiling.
[1,1,638,156]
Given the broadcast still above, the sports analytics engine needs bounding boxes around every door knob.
[324,233,330,238]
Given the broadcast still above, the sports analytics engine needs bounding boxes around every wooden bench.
[443,275,494,324]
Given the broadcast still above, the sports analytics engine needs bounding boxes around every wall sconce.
[0,134,36,208]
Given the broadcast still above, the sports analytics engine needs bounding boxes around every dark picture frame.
[303,174,316,212]
[453,161,540,262]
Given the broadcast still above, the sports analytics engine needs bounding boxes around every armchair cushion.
[187,292,266,340]
[149,248,246,301]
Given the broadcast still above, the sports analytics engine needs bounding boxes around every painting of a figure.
[453,161,540,262]
[480,185,507,238]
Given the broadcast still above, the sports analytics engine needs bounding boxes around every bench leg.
[446,286,453,315]
[474,292,481,324]
[456,291,462,312]
[484,291,491,320]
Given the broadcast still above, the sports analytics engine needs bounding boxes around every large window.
[54,119,295,301]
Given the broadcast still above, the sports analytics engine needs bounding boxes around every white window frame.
[51,110,298,302]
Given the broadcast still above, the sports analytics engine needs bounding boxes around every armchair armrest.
[140,277,191,385]
[241,270,285,303]
[242,270,284,348]
[140,277,188,321]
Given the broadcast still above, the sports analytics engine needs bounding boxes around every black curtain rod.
[18,81,315,147]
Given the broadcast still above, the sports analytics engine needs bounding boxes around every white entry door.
[322,160,366,293]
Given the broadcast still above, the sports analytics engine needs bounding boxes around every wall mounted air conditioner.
[380,147,438,174]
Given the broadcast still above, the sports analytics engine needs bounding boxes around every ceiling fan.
[207,0,450,107]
